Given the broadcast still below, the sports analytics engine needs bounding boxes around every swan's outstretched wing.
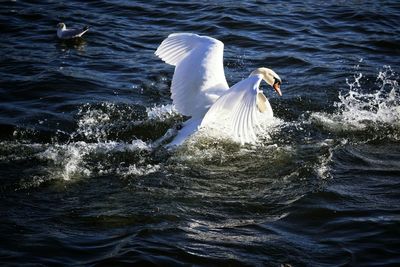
[200,75,273,144]
[155,33,229,117]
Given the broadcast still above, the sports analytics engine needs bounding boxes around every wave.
[0,103,183,189]
[12,64,400,188]
[11,61,395,189]
[309,65,400,141]
[146,104,180,121]
[1,139,153,190]
[2,92,338,190]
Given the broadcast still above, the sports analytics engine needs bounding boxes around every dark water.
[1,0,400,266]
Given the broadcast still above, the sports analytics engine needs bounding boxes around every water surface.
[1,1,400,266]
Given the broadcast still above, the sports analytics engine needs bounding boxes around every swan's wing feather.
[201,75,273,144]
[155,33,200,66]
[155,33,229,116]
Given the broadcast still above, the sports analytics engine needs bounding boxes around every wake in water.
[1,100,291,189]
[1,104,172,188]
[310,65,400,141]
[6,66,398,188]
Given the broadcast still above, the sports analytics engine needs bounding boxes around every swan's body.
[155,33,282,147]
[57,23,89,39]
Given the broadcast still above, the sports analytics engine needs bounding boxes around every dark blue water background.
[1,1,400,266]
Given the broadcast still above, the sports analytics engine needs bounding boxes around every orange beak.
[273,82,282,96]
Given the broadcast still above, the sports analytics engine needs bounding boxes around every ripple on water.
[1,0,400,265]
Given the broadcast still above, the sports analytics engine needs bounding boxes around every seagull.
[155,33,282,147]
[57,23,89,40]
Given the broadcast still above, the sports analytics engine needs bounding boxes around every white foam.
[314,140,335,179]
[75,103,114,141]
[254,117,284,142]
[38,140,151,181]
[117,164,161,178]
[146,104,179,121]
[189,115,283,147]
[38,142,91,181]
[310,65,400,133]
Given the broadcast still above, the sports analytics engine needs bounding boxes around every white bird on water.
[57,23,89,39]
[155,33,282,147]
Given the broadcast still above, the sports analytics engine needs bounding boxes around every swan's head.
[251,67,282,96]
[57,23,66,30]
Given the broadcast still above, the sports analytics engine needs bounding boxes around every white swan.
[155,33,282,147]
[57,23,89,39]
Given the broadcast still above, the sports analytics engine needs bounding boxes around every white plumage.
[201,75,273,144]
[155,33,282,147]
[155,33,229,117]
[57,23,89,40]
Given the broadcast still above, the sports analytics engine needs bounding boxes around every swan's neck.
[250,69,264,77]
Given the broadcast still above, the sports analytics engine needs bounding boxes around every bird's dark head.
[57,22,66,29]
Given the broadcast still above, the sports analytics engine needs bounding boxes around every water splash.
[38,141,92,181]
[146,104,180,121]
[310,65,400,139]
[117,163,161,178]
[75,104,112,142]
[37,140,151,181]
[5,102,176,185]
[74,102,147,142]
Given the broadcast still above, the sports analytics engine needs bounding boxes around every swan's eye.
[274,77,281,85]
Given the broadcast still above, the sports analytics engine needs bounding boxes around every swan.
[57,23,89,39]
[155,33,282,147]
